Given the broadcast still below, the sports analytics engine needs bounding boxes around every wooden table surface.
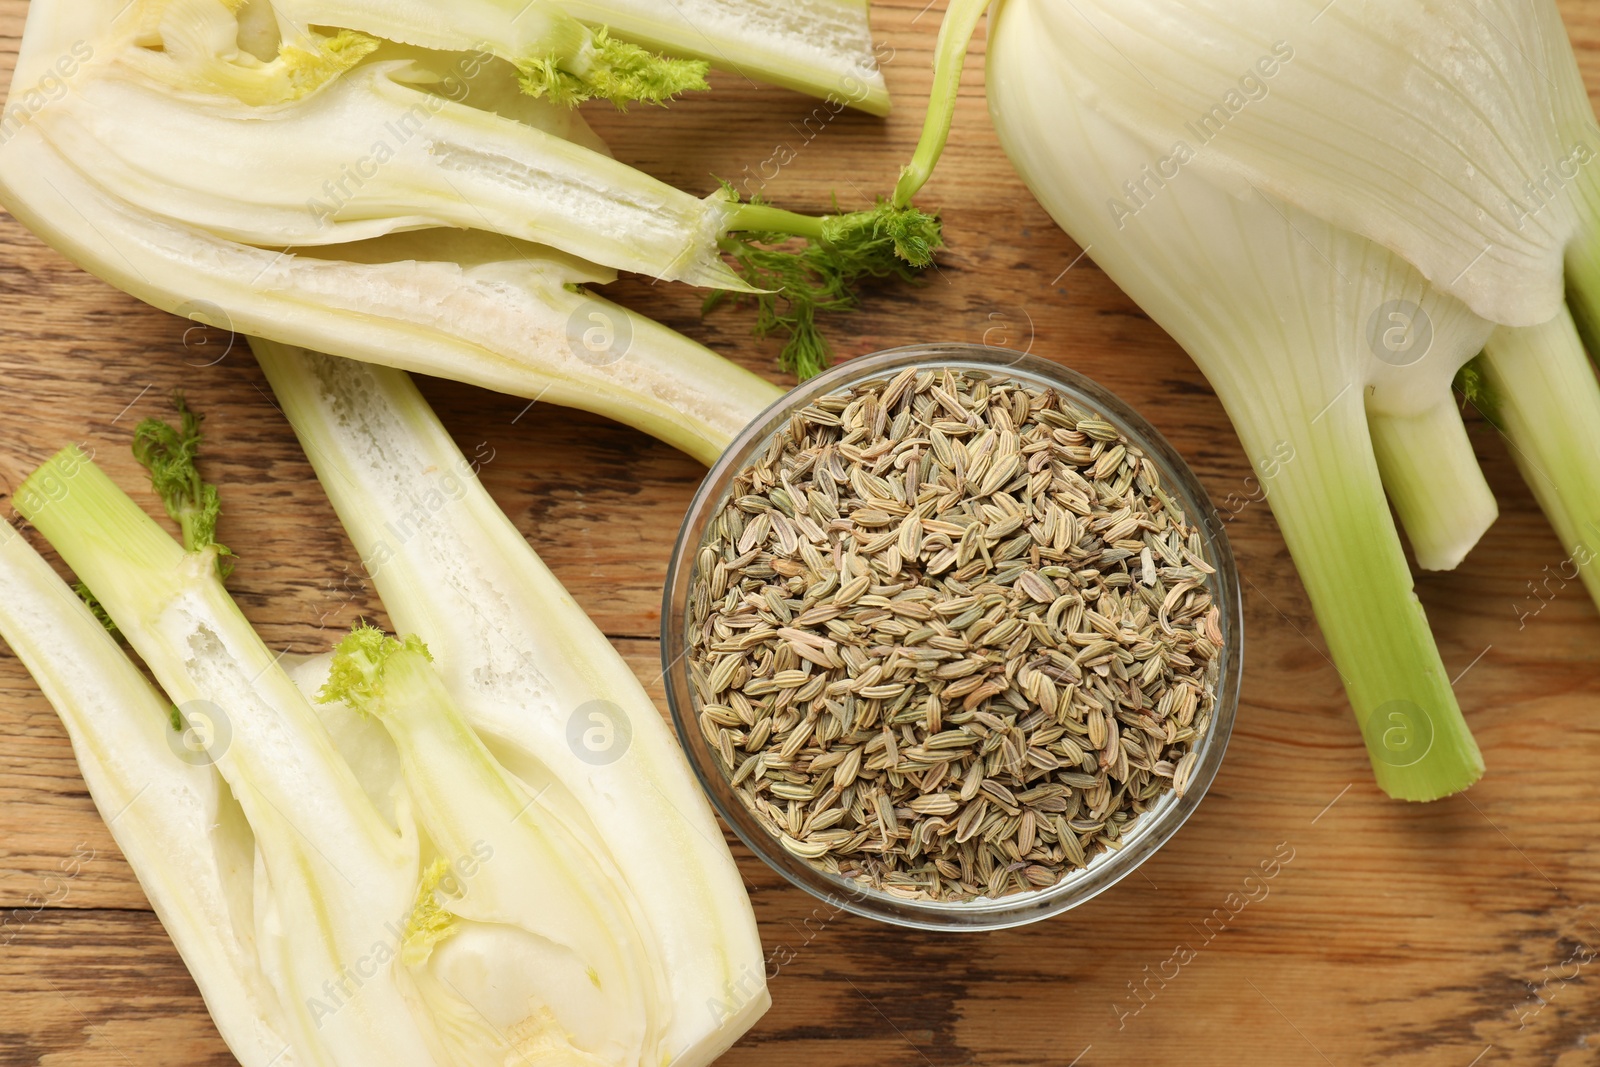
[4,2,1600,1065]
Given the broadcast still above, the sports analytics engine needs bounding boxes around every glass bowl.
[662,344,1242,931]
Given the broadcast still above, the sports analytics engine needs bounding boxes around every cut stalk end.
[1224,396,1483,801]
[16,447,189,611]
[318,624,433,716]
[1362,697,1485,802]
[1369,397,1497,572]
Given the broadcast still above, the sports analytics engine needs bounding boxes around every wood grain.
[4,2,1600,1065]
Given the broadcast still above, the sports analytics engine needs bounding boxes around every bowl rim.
[662,343,1243,931]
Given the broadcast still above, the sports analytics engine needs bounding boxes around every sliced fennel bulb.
[252,338,768,1064]
[972,0,1492,799]
[30,11,745,288]
[132,0,704,110]
[8,414,767,1062]
[0,0,927,456]
[0,129,780,461]
[267,0,891,113]
[264,0,711,106]
[318,628,663,1067]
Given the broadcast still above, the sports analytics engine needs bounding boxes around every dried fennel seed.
[685,366,1222,903]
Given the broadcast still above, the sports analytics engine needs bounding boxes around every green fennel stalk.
[1477,311,1600,607]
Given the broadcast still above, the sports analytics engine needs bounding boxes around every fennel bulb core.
[320,630,662,1066]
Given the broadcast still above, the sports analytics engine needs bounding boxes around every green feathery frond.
[708,196,944,378]
[73,581,123,641]
[132,391,232,573]
[318,624,433,716]
[1454,356,1501,430]
[517,28,709,109]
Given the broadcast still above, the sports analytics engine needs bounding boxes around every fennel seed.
[686,367,1221,903]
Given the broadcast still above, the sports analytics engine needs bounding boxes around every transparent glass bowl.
[662,344,1242,931]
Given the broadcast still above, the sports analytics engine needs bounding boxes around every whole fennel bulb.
[1,388,768,1065]
[889,0,1600,798]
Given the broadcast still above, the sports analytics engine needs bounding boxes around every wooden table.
[4,3,1600,1064]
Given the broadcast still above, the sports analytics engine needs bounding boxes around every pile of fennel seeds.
[685,366,1222,903]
